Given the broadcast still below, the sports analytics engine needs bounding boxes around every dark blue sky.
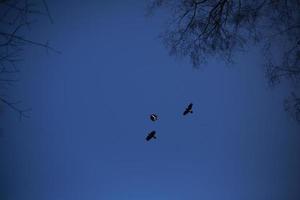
[1,1,300,200]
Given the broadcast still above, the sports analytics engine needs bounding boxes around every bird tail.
[190,110,193,113]
[153,136,157,139]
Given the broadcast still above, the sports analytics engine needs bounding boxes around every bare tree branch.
[0,0,58,119]
[0,96,31,119]
[148,0,300,123]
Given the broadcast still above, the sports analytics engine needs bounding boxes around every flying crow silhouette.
[183,103,193,115]
[146,131,157,141]
[150,114,158,121]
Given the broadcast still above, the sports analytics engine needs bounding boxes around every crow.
[150,114,158,121]
[183,103,193,115]
[146,131,157,141]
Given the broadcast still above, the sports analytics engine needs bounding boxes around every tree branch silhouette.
[0,0,58,119]
[148,0,300,123]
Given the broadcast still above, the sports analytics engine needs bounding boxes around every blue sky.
[1,1,299,200]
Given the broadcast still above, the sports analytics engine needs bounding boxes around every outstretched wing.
[183,109,189,115]
[188,103,193,110]
[146,131,156,141]
[146,134,152,141]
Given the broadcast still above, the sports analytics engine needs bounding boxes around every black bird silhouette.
[146,131,157,141]
[150,114,158,121]
[183,103,193,115]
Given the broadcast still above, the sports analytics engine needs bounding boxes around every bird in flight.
[146,130,157,141]
[183,103,193,115]
[150,114,158,121]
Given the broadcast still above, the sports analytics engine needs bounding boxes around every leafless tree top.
[0,0,57,119]
[148,0,300,123]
